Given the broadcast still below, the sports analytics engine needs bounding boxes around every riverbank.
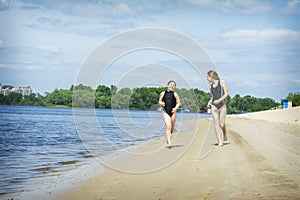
[54,107,300,200]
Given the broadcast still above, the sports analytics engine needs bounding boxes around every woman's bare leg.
[170,112,176,134]
[211,106,223,146]
[219,106,227,141]
[162,111,172,147]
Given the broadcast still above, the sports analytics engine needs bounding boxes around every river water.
[0,105,208,197]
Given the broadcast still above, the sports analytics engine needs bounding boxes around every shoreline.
[7,116,203,200]
[56,107,300,200]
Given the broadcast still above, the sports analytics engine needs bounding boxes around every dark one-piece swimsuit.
[163,90,176,117]
[210,80,226,110]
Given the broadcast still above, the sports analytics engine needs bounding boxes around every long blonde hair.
[207,70,220,80]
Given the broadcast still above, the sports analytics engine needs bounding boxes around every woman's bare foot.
[166,140,172,148]
[223,133,228,141]
[218,143,224,147]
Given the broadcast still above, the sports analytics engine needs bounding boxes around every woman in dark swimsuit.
[159,80,180,148]
[207,70,229,146]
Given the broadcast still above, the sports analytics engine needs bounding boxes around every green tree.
[70,84,74,91]
[129,87,159,110]
[95,85,112,109]
[193,88,211,112]
[7,92,22,105]
[259,97,278,110]
[0,94,8,104]
[74,84,93,92]
[72,84,94,108]
[111,85,118,95]
[111,87,131,109]
[72,89,95,108]
[46,89,72,106]
[229,94,243,113]
[177,88,198,112]
[286,93,300,106]
[0,83,283,112]
[21,93,44,106]
[227,94,278,113]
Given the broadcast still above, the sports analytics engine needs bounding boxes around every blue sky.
[0,0,299,101]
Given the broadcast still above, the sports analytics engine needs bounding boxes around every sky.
[0,0,299,101]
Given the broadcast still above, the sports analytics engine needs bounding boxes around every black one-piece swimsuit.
[163,91,176,117]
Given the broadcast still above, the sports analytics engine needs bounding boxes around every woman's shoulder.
[220,80,228,88]
[220,79,227,84]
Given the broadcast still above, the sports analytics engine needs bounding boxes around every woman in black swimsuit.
[159,80,180,148]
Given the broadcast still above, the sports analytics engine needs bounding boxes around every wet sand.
[55,107,300,200]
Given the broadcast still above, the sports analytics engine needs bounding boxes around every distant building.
[281,99,292,109]
[0,84,14,96]
[0,83,35,96]
[12,86,35,96]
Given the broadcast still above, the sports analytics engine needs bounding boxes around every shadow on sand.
[212,142,231,146]
[165,144,184,149]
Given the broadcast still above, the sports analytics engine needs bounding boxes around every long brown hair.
[207,70,220,80]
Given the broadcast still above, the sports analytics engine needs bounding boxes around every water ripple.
[0,105,206,196]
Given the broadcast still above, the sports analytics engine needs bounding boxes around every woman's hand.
[172,108,177,113]
[213,99,220,105]
[207,104,212,109]
[159,101,165,107]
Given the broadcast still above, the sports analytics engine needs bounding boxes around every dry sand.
[56,107,300,200]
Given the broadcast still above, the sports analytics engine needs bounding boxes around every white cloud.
[34,44,61,54]
[238,80,259,88]
[114,3,132,14]
[283,0,300,15]
[186,0,213,6]
[186,0,270,13]
[18,1,135,18]
[26,15,117,37]
[221,29,300,46]
[205,29,300,64]
[21,2,132,36]
[0,62,19,69]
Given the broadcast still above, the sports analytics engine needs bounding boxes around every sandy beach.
[55,107,300,200]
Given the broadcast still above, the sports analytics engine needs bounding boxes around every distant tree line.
[286,92,300,107]
[0,93,44,106]
[1,84,297,114]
